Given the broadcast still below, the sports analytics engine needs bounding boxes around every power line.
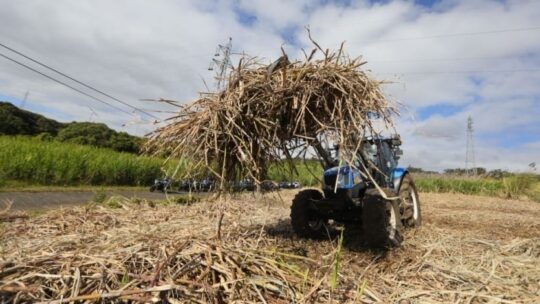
[0,51,134,116]
[363,25,540,44]
[368,54,532,63]
[375,68,540,75]
[0,42,159,120]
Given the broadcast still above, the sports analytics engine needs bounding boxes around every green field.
[1,136,538,201]
[0,136,164,187]
[414,174,539,201]
[269,162,539,201]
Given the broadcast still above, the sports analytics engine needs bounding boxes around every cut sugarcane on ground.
[1,190,538,303]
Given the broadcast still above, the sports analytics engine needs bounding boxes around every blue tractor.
[290,136,421,248]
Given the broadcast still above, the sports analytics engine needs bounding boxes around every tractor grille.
[324,174,337,187]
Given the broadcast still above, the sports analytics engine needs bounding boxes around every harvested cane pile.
[0,195,341,303]
[145,40,396,187]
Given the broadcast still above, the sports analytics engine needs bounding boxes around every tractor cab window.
[358,139,397,181]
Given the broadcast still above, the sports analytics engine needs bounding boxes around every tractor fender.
[391,168,408,192]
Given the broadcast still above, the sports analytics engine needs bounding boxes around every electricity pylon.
[465,116,477,176]
[208,37,232,90]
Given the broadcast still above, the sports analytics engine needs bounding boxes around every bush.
[502,174,538,198]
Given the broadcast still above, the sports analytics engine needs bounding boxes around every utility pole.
[208,37,232,90]
[465,116,477,176]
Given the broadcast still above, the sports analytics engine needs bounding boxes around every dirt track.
[1,191,539,303]
[0,190,203,211]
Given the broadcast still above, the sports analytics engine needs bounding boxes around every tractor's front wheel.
[398,174,422,227]
[362,189,402,249]
[290,189,327,239]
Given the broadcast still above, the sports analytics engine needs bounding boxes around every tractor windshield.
[356,139,398,182]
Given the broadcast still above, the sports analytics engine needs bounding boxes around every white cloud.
[0,0,538,170]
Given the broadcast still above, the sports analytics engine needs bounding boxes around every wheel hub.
[400,188,419,222]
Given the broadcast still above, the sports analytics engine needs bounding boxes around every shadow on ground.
[258,218,390,254]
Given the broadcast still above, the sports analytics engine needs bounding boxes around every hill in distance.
[0,101,143,153]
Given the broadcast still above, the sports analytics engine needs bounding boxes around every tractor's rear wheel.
[290,189,327,239]
[362,189,402,249]
[398,174,422,227]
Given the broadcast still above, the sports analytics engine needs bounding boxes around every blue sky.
[0,0,538,171]
[416,104,462,120]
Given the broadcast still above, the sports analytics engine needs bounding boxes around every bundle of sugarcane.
[145,40,396,190]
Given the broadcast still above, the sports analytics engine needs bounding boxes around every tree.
[57,122,142,153]
[0,101,64,135]
[1,101,143,153]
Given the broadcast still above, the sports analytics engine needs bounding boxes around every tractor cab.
[321,136,406,197]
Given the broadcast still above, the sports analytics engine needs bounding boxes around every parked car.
[234,179,256,191]
[149,177,172,192]
[279,181,301,189]
[261,180,278,191]
[199,178,215,192]
[279,181,292,189]
[179,178,216,192]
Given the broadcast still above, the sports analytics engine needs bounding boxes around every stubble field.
[1,190,538,303]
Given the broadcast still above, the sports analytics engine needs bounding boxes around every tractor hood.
[323,166,361,189]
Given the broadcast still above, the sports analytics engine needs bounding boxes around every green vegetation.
[414,174,539,201]
[0,102,143,153]
[268,161,540,201]
[267,161,540,201]
[1,131,537,203]
[92,188,108,203]
[56,122,142,153]
[268,159,322,186]
[0,136,163,187]
[0,101,63,135]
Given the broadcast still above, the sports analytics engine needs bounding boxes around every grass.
[0,136,165,187]
[524,180,540,202]
[330,230,344,291]
[1,135,537,202]
[414,174,539,201]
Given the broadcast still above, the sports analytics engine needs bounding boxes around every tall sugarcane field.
[1,5,540,303]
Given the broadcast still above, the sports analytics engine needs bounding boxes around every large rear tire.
[362,189,402,249]
[399,174,422,227]
[290,189,327,239]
